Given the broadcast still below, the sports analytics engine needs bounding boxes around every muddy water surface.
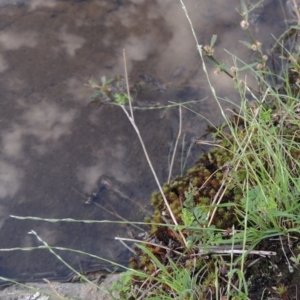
[0,0,285,284]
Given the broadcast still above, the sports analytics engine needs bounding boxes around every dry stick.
[195,166,226,224]
[206,167,230,227]
[200,168,222,196]
[122,49,187,247]
[279,236,293,272]
[168,106,182,183]
[43,278,65,299]
[194,140,230,152]
[207,186,228,228]
[123,49,134,120]
[114,237,276,257]
[192,249,276,257]
[115,237,183,256]
[117,238,136,255]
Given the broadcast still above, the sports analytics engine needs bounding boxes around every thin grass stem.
[121,56,187,246]
[168,106,182,183]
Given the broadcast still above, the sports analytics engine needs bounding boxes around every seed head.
[230,66,237,73]
[214,66,221,75]
[251,41,261,51]
[256,63,264,70]
[203,45,214,56]
[251,44,258,51]
[240,20,249,29]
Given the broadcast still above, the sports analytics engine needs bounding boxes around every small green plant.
[290,247,300,267]
[114,92,129,105]
[273,283,289,300]
[111,270,136,299]
[85,75,128,106]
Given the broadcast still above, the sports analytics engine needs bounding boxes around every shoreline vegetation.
[110,0,300,298]
[2,0,300,299]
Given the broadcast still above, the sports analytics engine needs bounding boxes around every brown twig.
[115,237,276,257]
[115,236,183,256]
[168,106,182,183]
[43,278,65,299]
[207,166,231,227]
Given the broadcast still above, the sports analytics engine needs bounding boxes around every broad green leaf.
[88,78,98,87]
[210,34,217,47]
[101,76,107,85]
[239,40,252,49]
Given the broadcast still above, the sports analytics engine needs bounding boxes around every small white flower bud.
[240,20,249,29]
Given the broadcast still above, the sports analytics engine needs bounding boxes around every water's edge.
[0,273,120,300]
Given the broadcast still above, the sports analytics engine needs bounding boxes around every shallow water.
[0,0,286,284]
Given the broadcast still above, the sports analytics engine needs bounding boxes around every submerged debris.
[139,74,166,93]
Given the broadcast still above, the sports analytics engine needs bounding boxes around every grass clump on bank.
[85,1,300,299]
